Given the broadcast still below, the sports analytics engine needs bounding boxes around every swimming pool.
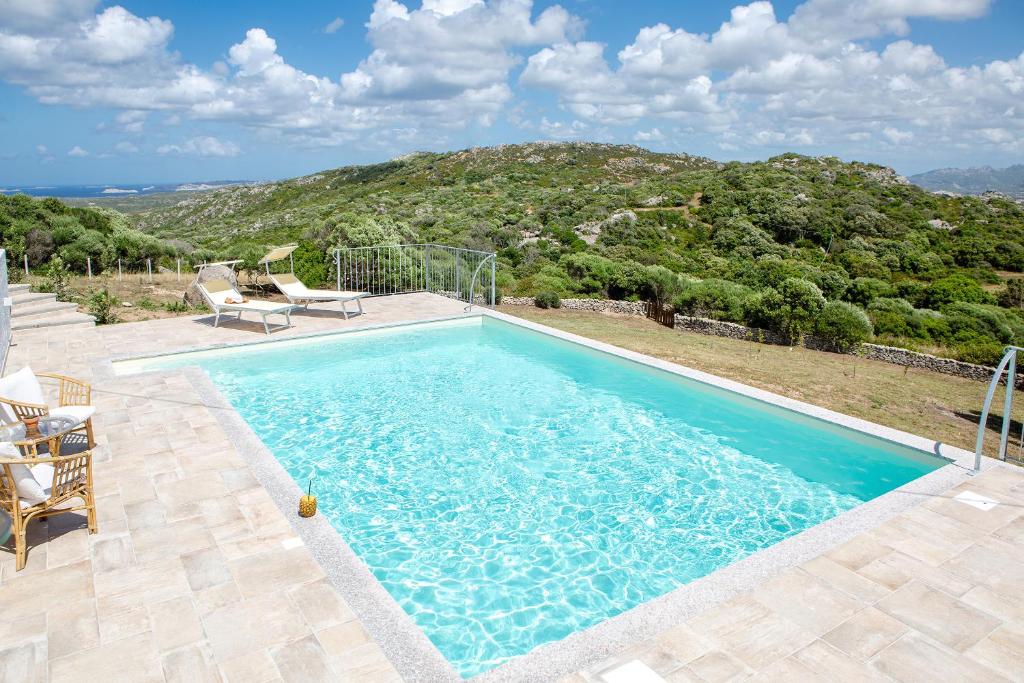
[125,316,945,676]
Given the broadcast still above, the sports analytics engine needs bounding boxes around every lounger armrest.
[36,372,91,407]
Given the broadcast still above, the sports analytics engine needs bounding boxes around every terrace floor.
[1,293,1022,682]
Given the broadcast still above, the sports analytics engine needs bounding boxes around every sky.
[0,0,1021,185]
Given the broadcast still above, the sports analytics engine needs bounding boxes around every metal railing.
[332,244,496,308]
[974,345,1023,471]
[0,249,10,374]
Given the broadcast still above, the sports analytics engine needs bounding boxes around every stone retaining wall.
[502,296,1008,384]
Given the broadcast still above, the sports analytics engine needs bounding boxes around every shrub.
[534,291,561,309]
[87,289,119,325]
[643,265,684,309]
[953,340,1005,366]
[846,277,894,306]
[925,274,993,308]
[292,241,329,287]
[675,278,755,322]
[774,277,826,341]
[816,301,873,351]
[40,255,72,300]
[998,278,1024,310]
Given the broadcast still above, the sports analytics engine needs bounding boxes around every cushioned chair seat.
[48,405,96,425]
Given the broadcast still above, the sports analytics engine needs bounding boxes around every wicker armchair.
[1,447,97,571]
[0,371,95,449]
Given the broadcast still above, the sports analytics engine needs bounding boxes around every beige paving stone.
[653,623,715,665]
[857,549,973,595]
[745,655,819,682]
[90,533,136,574]
[922,490,1024,534]
[315,620,371,657]
[158,474,232,509]
[93,557,191,610]
[791,639,887,681]
[751,569,864,633]
[194,579,243,616]
[202,592,310,663]
[148,596,206,652]
[287,579,357,631]
[799,555,891,604]
[821,606,909,661]
[161,644,221,683]
[994,515,1024,545]
[959,584,1024,624]
[870,631,1009,683]
[46,598,100,661]
[95,600,151,644]
[229,547,324,599]
[942,537,1024,600]
[43,525,91,570]
[329,642,401,681]
[876,581,1001,652]
[182,546,234,592]
[687,596,814,670]
[680,650,753,683]
[124,498,167,531]
[271,635,335,683]
[0,560,94,619]
[49,632,163,683]
[0,641,47,683]
[825,534,891,571]
[219,649,282,683]
[965,636,1024,681]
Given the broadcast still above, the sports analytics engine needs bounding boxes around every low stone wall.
[502,297,646,315]
[503,296,1008,384]
[860,344,1000,383]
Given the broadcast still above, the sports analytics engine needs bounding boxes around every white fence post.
[147,259,152,283]
[87,256,92,279]
[23,254,28,277]
[118,258,122,281]
[176,258,181,281]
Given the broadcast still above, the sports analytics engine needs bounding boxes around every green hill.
[24,142,1024,364]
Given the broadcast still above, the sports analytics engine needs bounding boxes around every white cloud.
[114,140,138,154]
[67,145,88,156]
[520,0,1019,158]
[156,136,240,157]
[634,127,664,142]
[323,17,344,34]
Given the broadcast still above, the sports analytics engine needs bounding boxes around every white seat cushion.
[0,367,45,425]
[49,405,96,426]
[1,440,48,506]
[20,463,54,509]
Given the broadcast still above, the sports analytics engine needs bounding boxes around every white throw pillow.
[0,441,48,506]
[0,367,46,425]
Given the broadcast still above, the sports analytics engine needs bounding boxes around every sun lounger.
[268,273,367,319]
[198,279,296,334]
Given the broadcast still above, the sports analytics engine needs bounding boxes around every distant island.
[909,165,1024,199]
[0,180,252,199]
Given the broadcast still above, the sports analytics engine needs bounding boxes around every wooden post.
[87,256,92,279]
[118,258,122,281]
[147,259,152,282]
[23,254,29,276]
[176,258,181,281]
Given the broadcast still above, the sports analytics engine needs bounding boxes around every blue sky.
[0,0,1021,185]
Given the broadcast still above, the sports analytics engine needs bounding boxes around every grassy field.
[498,306,1024,463]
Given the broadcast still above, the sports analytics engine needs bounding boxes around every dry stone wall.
[501,297,1009,384]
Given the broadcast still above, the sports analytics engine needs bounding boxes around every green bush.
[534,291,561,309]
[815,301,873,351]
[773,277,826,341]
[952,340,1005,366]
[40,255,72,300]
[846,277,894,306]
[292,241,329,287]
[925,274,993,308]
[675,278,755,322]
[87,289,119,325]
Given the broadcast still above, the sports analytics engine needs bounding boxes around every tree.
[816,301,873,351]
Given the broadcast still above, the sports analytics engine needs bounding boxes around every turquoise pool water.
[135,317,943,676]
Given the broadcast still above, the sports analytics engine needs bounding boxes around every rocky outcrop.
[573,210,637,245]
[184,264,237,306]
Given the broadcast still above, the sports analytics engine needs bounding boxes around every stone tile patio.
[1,293,1023,682]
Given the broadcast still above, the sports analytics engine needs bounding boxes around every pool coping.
[108,307,995,682]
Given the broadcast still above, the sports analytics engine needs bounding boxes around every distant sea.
[0,180,251,199]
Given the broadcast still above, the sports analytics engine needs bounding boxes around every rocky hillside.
[133,142,1024,364]
[910,164,1024,199]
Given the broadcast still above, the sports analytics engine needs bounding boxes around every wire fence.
[333,244,496,307]
[0,249,10,374]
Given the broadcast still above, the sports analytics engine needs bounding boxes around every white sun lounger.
[268,273,367,319]
[198,279,297,334]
